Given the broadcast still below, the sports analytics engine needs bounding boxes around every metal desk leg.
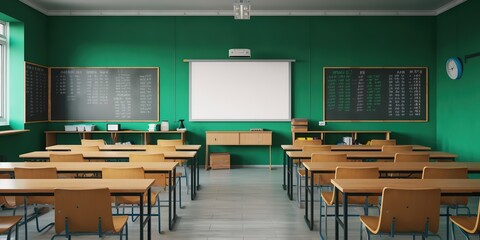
[335,187,339,240]
[283,151,287,190]
[343,192,348,240]
[140,192,144,240]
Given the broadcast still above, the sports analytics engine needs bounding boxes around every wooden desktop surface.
[0,161,178,173]
[0,178,153,194]
[332,178,480,194]
[303,161,480,173]
[281,144,431,151]
[287,151,457,159]
[46,144,201,151]
[20,151,197,159]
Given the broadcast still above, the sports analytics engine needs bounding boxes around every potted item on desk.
[160,120,169,132]
[177,119,186,131]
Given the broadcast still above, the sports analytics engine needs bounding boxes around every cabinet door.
[206,132,239,145]
[239,132,272,145]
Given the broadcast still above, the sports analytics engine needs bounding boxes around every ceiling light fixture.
[234,0,251,20]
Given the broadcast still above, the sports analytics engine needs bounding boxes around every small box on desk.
[210,152,230,170]
[291,118,308,126]
[291,125,308,132]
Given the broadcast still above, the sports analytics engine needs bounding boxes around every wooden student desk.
[331,179,480,240]
[284,151,457,200]
[0,178,154,240]
[19,151,199,201]
[280,144,431,191]
[302,162,480,231]
[0,162,179,231]
[45,144,202,151]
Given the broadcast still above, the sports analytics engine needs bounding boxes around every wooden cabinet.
[205,131,273,170]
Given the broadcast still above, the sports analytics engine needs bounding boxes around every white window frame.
[0,21,8,126]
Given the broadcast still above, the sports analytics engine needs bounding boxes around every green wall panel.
[0,1,48,161]
[436,0,480,162]
[45,16,438,165]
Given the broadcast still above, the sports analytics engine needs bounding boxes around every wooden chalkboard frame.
[49,67,159,122]
[25,62,49,123]
[323,67,428,122]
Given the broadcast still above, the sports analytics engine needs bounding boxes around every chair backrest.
[335,167,379,179]
[382,145,413,153]
[145,145,176,152]
[80,139,105,146]
[102,167,145,179]
[14,167,57,205]
[302,145,331,152]
[370,139,396,146]
[157,139,183,146]
[422,167,468,179]
[14,167,58,179]
[293,139,322,147]
[376,188,441,234]
[49,153,85,162]
[333,167,380,205]
[70,145,100,152]
[311,153,347,162]
[394,153,430,163]
[54,188,115,234]
[129,153,165,162]
[422,167,469,206]
[311,153,347,186]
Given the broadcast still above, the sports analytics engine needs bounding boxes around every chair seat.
[112,216,128,234]
[321,191,377,206]
[0,216,22,234]
[116,191,160,205]
[450,216,478,234]
[360,215,380,234]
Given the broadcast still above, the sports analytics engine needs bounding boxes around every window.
[0,21,7,125]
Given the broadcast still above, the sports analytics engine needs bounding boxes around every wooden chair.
[154,140,190,195]
[381,145,413,153]
[450,198,480,239]
[51,188,128,239]
[102,167,162,233]
[14,167,57,232]
[49,153,87,178]
[129,153,184,208]
[320,167,379,239]
[81,139,106,146]
[70,145,101,162]
[0,216,22,240]
[423,167,470,238]
[70,145,100,152]
[293,139,322,147]
[360,188,441,240]
[157,139,183,146]
[390,152,430,178]
[296,153,347,207]
[370,139,396,146]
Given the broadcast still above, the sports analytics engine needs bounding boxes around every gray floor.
[1,167,477,239]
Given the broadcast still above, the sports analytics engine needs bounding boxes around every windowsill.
[0,129,30,136]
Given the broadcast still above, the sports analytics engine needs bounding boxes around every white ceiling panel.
[19,0,467,16]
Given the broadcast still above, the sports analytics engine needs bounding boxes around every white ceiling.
[20,0,467,16]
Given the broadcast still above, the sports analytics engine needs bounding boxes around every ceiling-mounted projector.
[229,49,251,58]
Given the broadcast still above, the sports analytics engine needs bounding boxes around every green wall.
[0,1,443,164]
[0,0,48,162]
[436,0,480,162]
[46,16,437,165]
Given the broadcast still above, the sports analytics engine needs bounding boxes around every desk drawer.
[206,132,239,145]
[239,132,272,145]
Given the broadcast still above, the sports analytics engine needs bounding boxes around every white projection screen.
[189,60,292,121]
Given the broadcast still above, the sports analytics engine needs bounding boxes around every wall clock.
[446,57,463,80]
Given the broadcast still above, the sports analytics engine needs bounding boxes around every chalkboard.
[50,67,159,121]
[25,62,49,122]
[324,67,428,121]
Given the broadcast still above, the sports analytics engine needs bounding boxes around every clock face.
[446,57,462,80]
